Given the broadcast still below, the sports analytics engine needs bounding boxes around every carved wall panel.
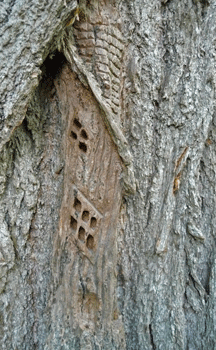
[60,63,123,257]
[52,63,125,342]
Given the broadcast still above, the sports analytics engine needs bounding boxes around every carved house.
[53,65,125,335]
[50,3,135,343]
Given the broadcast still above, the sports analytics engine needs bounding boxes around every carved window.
[70,186,102,256]
[70,118,89,154]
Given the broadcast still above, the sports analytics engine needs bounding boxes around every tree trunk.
[0,0,216,349]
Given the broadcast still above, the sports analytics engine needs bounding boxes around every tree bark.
[0,0,216,349]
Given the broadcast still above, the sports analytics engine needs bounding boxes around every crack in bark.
[149,324,156,350]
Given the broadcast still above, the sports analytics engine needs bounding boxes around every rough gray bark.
[0,0,216,349]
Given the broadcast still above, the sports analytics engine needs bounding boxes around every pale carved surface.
[49,65,125,348]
